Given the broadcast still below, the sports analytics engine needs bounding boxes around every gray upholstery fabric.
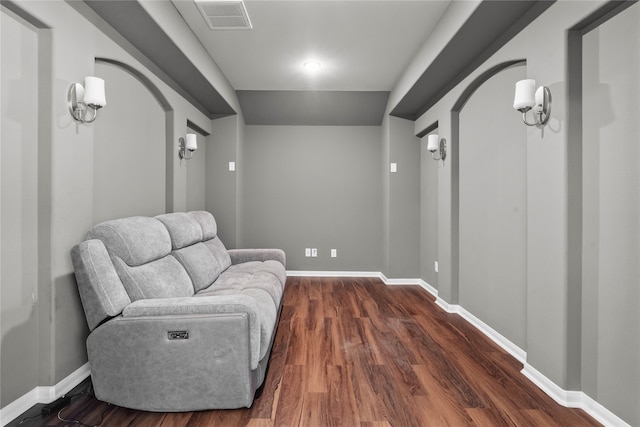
[71,240,131,330]
[205,268,284,308]
[87,216,171,266]
[172,243,223,292]
[155,212,203,250]
[204,237,232,272]
[193,287,278,362]
[87,314,256,411]
[188,210,217,240]
[122,294,262,369]
[225,260,287,287]
[112,255,194,301]
[229,248,286,268]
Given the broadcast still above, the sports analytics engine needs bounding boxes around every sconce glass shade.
[427,134,439,152]
[514,79,551,127]
[179,134,198,160]
[513,79,536,111]
[83,76,106,107]
[186,133,197,151]
[68,76,106,123]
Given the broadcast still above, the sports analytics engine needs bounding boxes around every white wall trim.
[286,271,440,300]
[437,300,527,364]
[521,364,631,427]
[286,270,382,278]
[0,362,91,427]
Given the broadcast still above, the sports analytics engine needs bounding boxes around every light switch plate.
[229,161,236,171]
[390,163,397,173]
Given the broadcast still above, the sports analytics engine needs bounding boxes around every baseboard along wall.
[0,362,90,427]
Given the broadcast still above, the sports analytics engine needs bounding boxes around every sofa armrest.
[122,295,261,368]
[87,309,256,410]
[123,295,257,317]
[228,248,286,266]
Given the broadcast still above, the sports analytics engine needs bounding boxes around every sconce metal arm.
[431,138,447,161]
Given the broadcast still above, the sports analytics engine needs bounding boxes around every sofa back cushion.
[156,211,231,292]
[88,216,194,301]
[87,216,172,266]
[111,256,194,301]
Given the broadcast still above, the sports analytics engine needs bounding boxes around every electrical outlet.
[434,261,439,273]
[311,248,318,257]
[331,249,337,258]
[305,248,311,257]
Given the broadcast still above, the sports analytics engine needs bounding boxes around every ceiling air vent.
[194,0,253,30]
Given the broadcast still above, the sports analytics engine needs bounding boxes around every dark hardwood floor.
[21,277,601,426]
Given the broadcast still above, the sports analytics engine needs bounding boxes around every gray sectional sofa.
[70,210,286,412]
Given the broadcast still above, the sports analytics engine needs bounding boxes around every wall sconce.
[68,76,106,123]
[427,134,446,161]
[178,133,197,160]
[513,79,551,126]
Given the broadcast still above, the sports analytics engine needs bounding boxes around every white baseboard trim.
[286,271,439,296]
[286,270,381,278]
[0,362,90,427]
[521,364,631,427]
[436,300,527,364]
[382,276,439,299]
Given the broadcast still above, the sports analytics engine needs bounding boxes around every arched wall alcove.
[450,59,528,348]
[92,58,173,223]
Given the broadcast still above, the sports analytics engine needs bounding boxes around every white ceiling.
[171,0,451,92]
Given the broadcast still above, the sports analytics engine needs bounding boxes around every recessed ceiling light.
[303,61,321,71]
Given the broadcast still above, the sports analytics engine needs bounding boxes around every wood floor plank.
[30,277,603,427]
[326,365,362,426]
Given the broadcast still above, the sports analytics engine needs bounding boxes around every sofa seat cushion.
[226,260,286,287]
[194,288,277,362]
[200,264,284,308]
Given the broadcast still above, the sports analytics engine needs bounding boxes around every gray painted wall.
[419,135,439,287]
[384,116,421,278]
[93,61,166,223]
[241,125,383,271]
[582,3,639,423]
[458,64,527,349]
[186,131,207,212]
[1,8,40,406]
[205,114,241,248]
